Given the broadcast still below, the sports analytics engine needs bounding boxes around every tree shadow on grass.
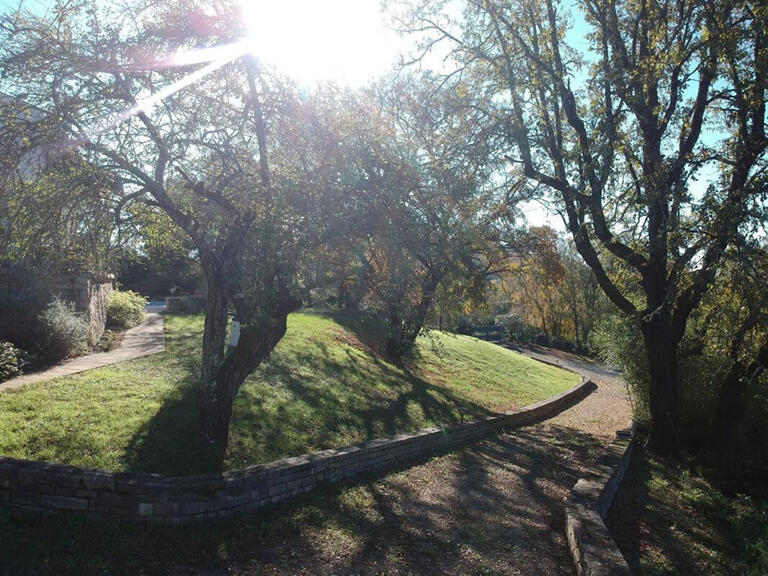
[120,319,223,475]
[225,346,492,470]
[1,424,612,575]
[123,311,492,476]
[121,380,223,476]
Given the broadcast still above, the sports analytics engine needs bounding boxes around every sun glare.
[79,1,401,141]
[239,0,401,86]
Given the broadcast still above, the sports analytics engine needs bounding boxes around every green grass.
[607,449,768,575]
[0,310,579,476]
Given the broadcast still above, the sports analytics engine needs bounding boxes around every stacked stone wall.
[0,380,594,522]
[50,274,112,344]
[565,429,635,575]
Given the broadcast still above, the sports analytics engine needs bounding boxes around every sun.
[239,0,401,86]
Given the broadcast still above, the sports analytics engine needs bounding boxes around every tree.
[117,204,203,299]
[393,0,767,453]
[0,95,118,274]
[499,226,606,351]
[0,95,120,352]
[369,75,509,356]
[688,245,768,452]
[504,227,568,343]
[0,0,351,449]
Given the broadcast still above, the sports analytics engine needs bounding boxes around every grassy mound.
[0,310,579,475]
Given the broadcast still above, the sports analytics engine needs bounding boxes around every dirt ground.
[0,349,632,576]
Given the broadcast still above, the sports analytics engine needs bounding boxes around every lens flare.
[83,40,250,143]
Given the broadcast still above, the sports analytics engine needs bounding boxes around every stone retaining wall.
[51,273,113,345]
[565,430,635,575]
[0,379,595,522]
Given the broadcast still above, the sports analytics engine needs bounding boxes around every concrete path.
[508,342,621,385]
[0,312,165,392]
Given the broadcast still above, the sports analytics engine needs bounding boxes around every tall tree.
[500,227,605,350]
[0,0,350,448]
[691,245,768,451]
[393,0,767,453]
[370,75,509,356]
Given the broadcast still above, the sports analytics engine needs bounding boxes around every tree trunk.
[337,281,348,310]
[197,274,231,447]
[198,291,300,448]
[642,315,681,455]
[386,275,441,357]
[386,307,406,356]
[404,276,440,344]
[196,255,301,449]
[202,314,292,446]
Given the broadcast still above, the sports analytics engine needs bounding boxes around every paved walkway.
[507,342,621,386]
[0,312,165,392]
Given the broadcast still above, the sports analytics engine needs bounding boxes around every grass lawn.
[0,310,579,476]
[606,448,768,575]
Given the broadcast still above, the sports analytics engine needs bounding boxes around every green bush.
[95,329,123,352]
[165,295,205,314]
[36,299,88,361]
[495,314,539,344]
[593,313,651,422]
[455,316,474,336]
[0,340,26,381]
[107,290,147,329]
[0,262,52,352]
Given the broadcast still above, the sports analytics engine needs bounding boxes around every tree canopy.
[391,0,767,453]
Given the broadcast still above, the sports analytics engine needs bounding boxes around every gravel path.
[0,312,165,392]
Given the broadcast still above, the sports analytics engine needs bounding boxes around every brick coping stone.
[0,379,595,522]
[565,427,636,575]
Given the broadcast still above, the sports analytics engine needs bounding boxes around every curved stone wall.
[0,379,595,522]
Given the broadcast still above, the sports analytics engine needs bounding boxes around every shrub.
[107,290,147,329]
[95,329,123,352]
[592,313,651,422]
[494,314,539,344]
[36,299,88,361]
[165,295,206,314]
[455,316,474,336]
[0,263,52,352]
[0,341,26,381]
